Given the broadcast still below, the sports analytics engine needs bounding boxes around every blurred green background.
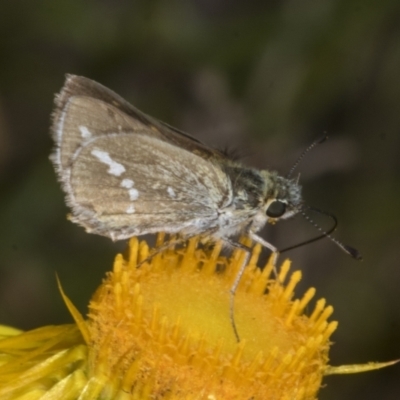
[0,1,399,398]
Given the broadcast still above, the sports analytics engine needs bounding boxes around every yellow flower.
[0,234,395,399]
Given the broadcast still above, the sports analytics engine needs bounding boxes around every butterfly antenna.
[287,134,329,179]
[300,208,362,260]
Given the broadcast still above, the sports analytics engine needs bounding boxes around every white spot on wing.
[79,126,92,139]
[128,188,139,201]
[167,186,176,198]
[126,204,135,214]
[121,178,134,189]
[91,149,126,176]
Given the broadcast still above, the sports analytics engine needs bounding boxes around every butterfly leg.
[225,233,280,342]
[248,231,280,277]
[222,239,252,342]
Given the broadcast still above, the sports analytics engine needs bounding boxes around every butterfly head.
[261,171,303,223]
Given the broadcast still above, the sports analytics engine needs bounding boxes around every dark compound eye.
[266,200,287,218]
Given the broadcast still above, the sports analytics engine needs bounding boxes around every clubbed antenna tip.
[343,244,363,261]
[316,133,329,144]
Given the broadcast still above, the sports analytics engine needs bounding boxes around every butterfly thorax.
[222,164,266,210]
[212,164,268,238]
